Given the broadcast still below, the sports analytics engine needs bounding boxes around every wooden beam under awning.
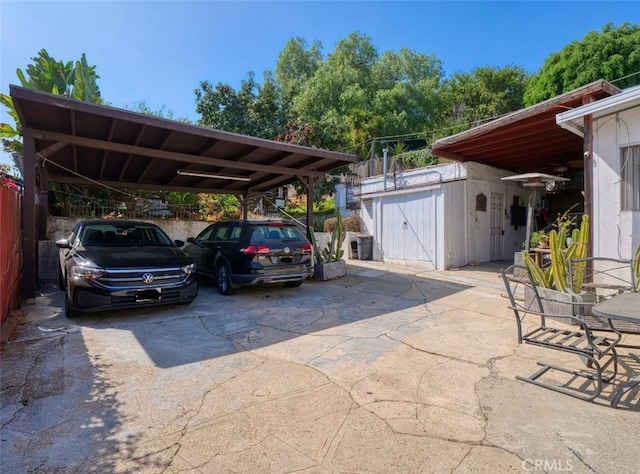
[23,128,328,178]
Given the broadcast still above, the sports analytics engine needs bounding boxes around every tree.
[195,72,286,139]
[441,66,529,130]
[524,23,640,106]
[123,100,192,124]
[275,37,323,104]
[1,49,101,160]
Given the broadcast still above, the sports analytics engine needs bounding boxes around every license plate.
[136,288,161,302]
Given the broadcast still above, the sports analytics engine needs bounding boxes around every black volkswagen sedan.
[56,219,198,318]
[183,219,314,295]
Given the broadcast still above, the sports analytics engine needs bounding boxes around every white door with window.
[490,192,504,261]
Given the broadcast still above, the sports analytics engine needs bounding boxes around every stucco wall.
[46,216,211,243]
[592,106,640,260]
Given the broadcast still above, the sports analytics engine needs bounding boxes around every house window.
[621,145,640,211]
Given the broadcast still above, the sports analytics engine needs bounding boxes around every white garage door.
[381,191,436,267]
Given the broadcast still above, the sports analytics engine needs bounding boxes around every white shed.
[357,161,532,269]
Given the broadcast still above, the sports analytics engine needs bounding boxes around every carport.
[9,85,357,300]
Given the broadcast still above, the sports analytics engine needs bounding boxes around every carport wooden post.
[39,159,48,240]
[22,136,37,301]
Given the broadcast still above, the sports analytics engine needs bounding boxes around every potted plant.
[309,208,347,281]
[529,230,549,249]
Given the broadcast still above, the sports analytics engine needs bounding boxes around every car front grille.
[99,267,187,288]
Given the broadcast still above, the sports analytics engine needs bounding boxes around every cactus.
[570,215,589,293]
[310,209,345,263]
[522,214,590,294]
[523,251,549,288]
[549,229,567,292]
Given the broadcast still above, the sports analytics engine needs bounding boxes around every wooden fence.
[0,185,22,325]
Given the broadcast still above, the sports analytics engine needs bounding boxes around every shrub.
[323,213,361,233]
[323,217,337,233]
[343,213,361,232]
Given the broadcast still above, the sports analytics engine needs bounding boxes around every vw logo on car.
[142,272,155,284]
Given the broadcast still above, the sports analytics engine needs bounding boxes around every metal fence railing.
[55,200,203,221]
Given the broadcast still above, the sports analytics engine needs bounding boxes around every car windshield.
[80,224,173,246]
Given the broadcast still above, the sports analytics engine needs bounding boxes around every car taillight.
[242,245,271,255]
[301,243,313,254]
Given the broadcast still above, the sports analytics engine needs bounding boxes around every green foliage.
[440,66,529,128]
[1,49,101,159]
[388,141,409,156]
[165,191,200,207]
[283,195,335,216]
[524,23,640,106]
[195,72,286,139]
[528,230,549,249]
[275,37,323,103]
[198,194,241,221]
[123,100,192,124]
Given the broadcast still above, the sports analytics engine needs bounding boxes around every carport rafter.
[22,128,328,178]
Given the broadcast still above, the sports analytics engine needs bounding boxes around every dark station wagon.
[56,219,198,318]
[183,219,314,295]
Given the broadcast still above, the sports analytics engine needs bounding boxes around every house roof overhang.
[556,84,640,137]
[10,85,357,197]
[431,80,621,173]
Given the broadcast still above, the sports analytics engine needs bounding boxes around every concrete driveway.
[1,260,638,473]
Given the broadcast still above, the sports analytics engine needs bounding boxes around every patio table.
[592,292,640,408]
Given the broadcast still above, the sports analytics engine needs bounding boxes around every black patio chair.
[501,264,621,402]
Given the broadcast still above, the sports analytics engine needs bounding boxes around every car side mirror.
[174,239,185,247]
[186,237,196,244]
[55,238,72,249]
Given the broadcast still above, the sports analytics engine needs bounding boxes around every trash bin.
[356,235,373,260]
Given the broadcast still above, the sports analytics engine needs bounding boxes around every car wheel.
[64,292,80,319]
[216,262,237,296]
[284,281,303,288]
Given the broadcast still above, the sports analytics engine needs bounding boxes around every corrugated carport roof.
[431,80,620,173]
[10,85,356,196]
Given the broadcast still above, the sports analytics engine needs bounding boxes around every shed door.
[381,191,436,267]
[490,192,504,260]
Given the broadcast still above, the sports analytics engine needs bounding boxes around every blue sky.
[1,1,639,167]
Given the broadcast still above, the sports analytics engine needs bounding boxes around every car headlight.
[70,265,104,280]
[182,263,197,275]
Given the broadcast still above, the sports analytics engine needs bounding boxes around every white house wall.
[359,161,527,269]
[592,107,640,260]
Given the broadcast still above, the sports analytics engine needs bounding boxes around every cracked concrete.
[1,259,638,473]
